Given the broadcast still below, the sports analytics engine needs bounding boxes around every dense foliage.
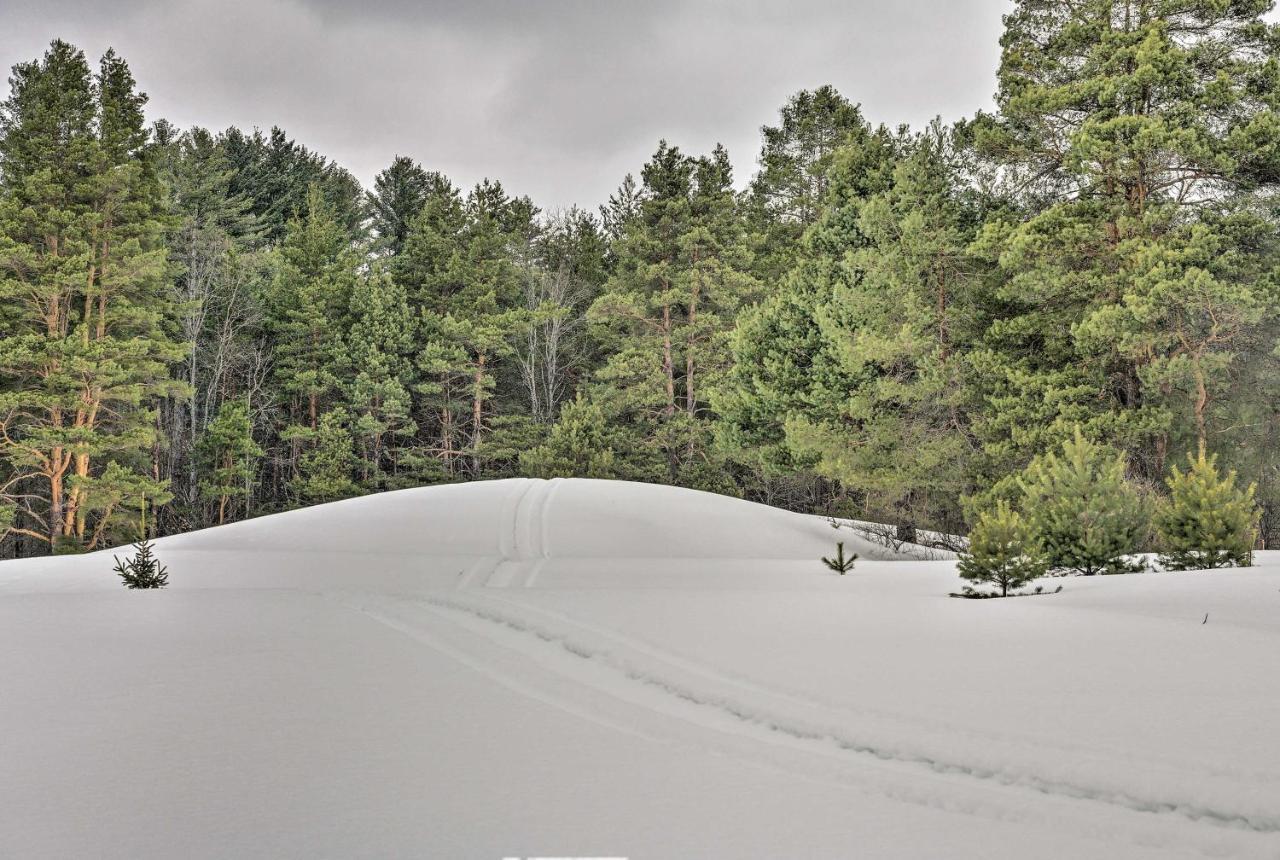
[4,3,1280,560]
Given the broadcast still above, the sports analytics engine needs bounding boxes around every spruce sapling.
[113,539,168,589]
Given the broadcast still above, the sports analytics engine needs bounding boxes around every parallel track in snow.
[472,477,563,589]
[327,588,1280,859]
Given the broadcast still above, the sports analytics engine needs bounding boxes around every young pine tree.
[196,397,262,525]
[821,541,857,574]
[1157,449,1259,570]
[958,501,1047,596]
[520,395,625,480]
[1019,430,1148,576]
[290,409,359,505]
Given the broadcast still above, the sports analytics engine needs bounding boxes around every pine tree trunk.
[686,274,698,418]
[661,304,675,417]
[471,354,487,475]
[1193,360,1209,453]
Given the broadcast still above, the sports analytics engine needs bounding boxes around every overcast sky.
[1,0,1014,210]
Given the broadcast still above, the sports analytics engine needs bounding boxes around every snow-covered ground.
[1,478,1277,859]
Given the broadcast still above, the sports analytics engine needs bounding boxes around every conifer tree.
[1019,429,1147,576]
[780,124,984,532]
[221,126,363,244]
[821,541,857,574]
[958,501,1047,596]
[196,397,261,524]
[267,184,356,487]
[1157,448,1259,570]
[367,155,432,256]
[0,41,184,552]
[291,409,359,504]
[514,208,606,423]
[973,0,1280,483]
[445,182,525,474]
[717,122,900,506]
[347,269,416,487]
[520,394,626,479]
[590,142,757,491]
[113,536,168,589]
[154,124,259,514]
[747,86,868,283]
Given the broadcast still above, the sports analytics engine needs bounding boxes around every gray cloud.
[1,0,1013,209]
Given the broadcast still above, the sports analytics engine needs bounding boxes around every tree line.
[3,0,1280,558]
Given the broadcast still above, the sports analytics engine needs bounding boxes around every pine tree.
[1019,429,1148,576]
[1157,448,1259,570]
[958,500,1047,596]
[779,123,985,533]
[0,499,15,542]
[821,541,857,574]
[367,155,432,256]
[520,394,626,479]
[291,409,359,505]
[399,179,525,477]
[513,208,606,423]
[347,269,416,488]
[221,126,363,244]
[266,184,356,489]
[717,122,900,506]
[196,397,261,524]
[590,141,758,491]
[973,0,1280,485]
[746,86,869,283]
[0,41,184,552]
[154,124,259,517]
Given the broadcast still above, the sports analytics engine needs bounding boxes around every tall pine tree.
[0,41,184,551]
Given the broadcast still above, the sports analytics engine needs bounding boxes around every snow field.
[1,478,1277,858]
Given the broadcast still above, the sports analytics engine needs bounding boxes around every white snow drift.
[1,478,1277,859]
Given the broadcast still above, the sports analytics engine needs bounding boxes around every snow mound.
[169,477,888,560]
[1,479,906,593]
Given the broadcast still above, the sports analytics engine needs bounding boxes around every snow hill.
[1,478,1278,859]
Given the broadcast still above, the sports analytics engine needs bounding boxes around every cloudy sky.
[1,0,1013,209]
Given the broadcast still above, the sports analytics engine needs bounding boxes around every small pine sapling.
[1019,429,1147,576]
[1157,448,1259,570]
[957,501,1048,597]
[113,538,169,589]
[822,541,858,574]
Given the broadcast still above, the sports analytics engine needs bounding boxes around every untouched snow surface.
[1,477,1278,859]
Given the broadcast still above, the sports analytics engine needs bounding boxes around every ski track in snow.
[483,477,561,588]
[325,587,1280,859]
